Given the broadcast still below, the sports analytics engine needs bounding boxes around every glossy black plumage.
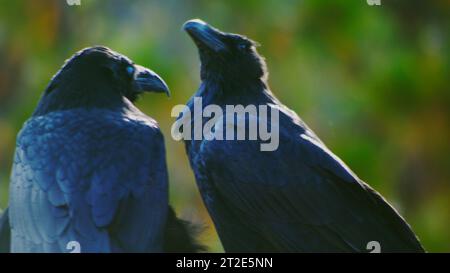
[2,46,201,253]
[183,19,424,253]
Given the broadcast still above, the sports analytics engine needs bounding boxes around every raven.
[1,46,202,253]
[182,19,425,252]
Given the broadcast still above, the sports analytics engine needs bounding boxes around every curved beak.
[134,65,170,97]
[183,19,228,53]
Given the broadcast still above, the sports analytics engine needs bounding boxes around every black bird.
[182,19,424,252]
[0,46,202,253]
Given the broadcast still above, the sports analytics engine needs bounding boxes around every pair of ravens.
[0,20,424,253]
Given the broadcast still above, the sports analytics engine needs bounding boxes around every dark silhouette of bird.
[0,46,202,253]
[182,19,424,253]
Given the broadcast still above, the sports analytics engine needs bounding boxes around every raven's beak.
[183,19,228,53]
[134,65,170,97]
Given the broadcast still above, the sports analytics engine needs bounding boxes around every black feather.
[163,207,206,253]
[0,208,10,253]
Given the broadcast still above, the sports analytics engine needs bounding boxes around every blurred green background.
[0,0,449,252]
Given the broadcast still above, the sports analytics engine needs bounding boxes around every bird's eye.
[126,66,135,76]
[238,43,248,51]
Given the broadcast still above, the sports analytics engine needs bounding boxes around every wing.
[198,106,424,253]
[0,208,10,253]
[9,110,168,253]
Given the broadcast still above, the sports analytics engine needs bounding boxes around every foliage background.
[0,0,448,252]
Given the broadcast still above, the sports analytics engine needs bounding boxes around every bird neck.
[33,80,127,116]
[201,76,273,105]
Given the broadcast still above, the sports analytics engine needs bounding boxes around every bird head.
[183,19,267,85]
[35,46,169,115]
